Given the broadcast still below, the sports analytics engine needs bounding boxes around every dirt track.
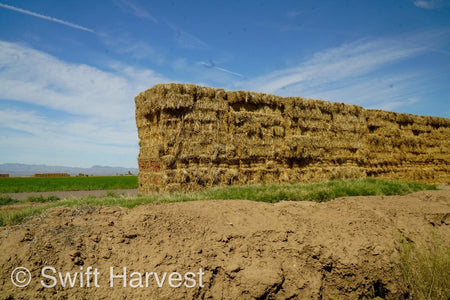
[0,189,139,201]
[0,190,448,299]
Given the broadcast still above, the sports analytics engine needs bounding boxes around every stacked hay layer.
[34,173,70,178]
[364,110,449,183]
[135,83,449,193]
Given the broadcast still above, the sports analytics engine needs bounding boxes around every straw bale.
[34,173,70,178]
[135,83,450,193]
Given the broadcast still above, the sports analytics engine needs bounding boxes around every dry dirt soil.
[0,189,139,201]
[0,190,448,299]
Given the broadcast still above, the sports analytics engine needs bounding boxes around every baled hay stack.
[135,83,449,193]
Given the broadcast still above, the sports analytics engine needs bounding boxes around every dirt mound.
[0,190,448,299]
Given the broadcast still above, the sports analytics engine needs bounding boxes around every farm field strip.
[0,175,138,193]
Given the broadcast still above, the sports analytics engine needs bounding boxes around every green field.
[0,175,138,193]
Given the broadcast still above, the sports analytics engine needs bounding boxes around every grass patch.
[0,206,47,227]
[0,178,437,226]
[0,175,138,193]
[27,195,60,203]
[0,196,19,206]
[398,235,450,299]
[197,177,436,203]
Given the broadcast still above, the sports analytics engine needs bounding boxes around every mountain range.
[0,163,138,177]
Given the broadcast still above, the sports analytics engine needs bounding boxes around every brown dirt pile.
[0,190,448,299]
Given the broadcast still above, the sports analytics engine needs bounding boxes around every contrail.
[0,3,95,34]
[200,60,244,78]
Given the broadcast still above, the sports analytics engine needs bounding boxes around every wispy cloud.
[200,60,244,78]
[247,29,447,94]
[259,21,358,36]
[0,3,95,34]
[102,35,166,65]
[165,21,209,50]
[242,29,449,114]
[303,71,427,110]
[286,10,303,18]
[0,40,167,119]
[0,40,169,166]
[247,41,420,95]
[113,0,158,23]
[264,22,304,32]
[413,0,450,9]
[0,110,138,167]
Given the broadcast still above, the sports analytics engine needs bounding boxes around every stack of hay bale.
[135,83,449,193]
[34,173,70,177]
[364,110,449,183]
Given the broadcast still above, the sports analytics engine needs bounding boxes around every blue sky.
[0,0,449,168]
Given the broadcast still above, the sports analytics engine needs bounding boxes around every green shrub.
[0,196,18,206]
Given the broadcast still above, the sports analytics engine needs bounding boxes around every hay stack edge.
[135,83,449,193]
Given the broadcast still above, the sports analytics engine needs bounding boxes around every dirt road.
[0,189,139,200]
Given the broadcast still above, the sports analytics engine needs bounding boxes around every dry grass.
[398,235,450,299]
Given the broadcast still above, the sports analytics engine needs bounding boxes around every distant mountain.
[0,163,139,177]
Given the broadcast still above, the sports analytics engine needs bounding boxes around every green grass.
[195,177,436,203]
[27,195,60,203]
[0,178,436,227]
[0,196,19,206]
[398,235,450,299]
[0,175,138,193]
[0,206,48,227]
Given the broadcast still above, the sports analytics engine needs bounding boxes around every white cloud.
[0,3,95,34]
[247,38,427,95]
[0,40,169,167]
[0,108,50,136]
[0,132,138,167]
[377,98,418,111]
[0,40,167,120]
[113,0,158,23]
[0,106,139,167]
[304,71,427,109]
[102,35,166,65]
[244,29,449,104]
[413,0,449,9]
[238,29,450,114]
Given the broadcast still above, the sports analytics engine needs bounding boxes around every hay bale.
[34,173,70,178]
[135,83,450,193]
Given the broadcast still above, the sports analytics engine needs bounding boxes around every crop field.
[0,175,138,193]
